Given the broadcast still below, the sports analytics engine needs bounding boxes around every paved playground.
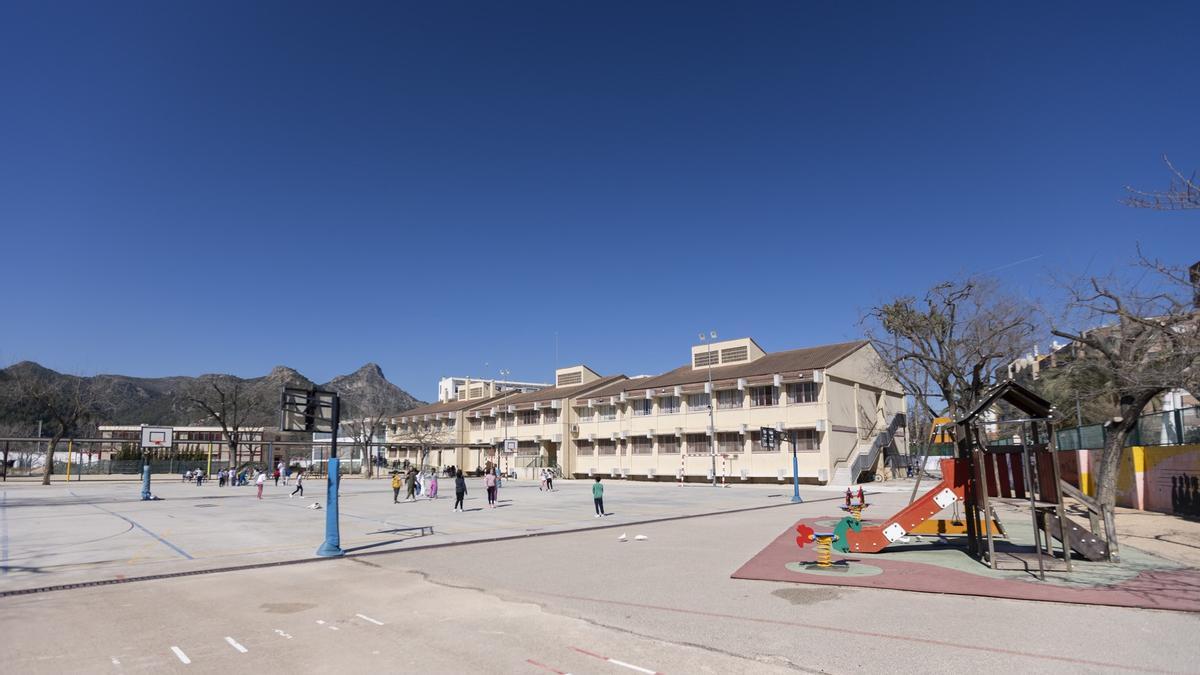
[2,477,1199,674]
[0,474,829,593]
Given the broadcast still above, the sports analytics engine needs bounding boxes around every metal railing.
[1055,405,1200,450]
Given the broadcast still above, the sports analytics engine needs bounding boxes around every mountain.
[0,361,425,432]
[324,363,421,416]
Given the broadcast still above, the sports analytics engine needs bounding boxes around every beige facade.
[387,338,907,485]
[384,386,506,469]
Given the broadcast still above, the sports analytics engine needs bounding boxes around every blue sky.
[1,1,1197,401]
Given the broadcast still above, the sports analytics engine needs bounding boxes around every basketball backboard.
[281,387,338,433]
[140,426,174,449]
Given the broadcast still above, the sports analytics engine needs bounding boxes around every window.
[484,419,496,430]
[446,418,455,427]
[469,387,483,398]
[578,408,594,423]
[631,399,652,417]
[598,440,617,455]
[685,433,711,455]
[658,396,680,414]
[657,435,679,454]
[470,419,482,431]
[557,371,582,386]
[543,409,559,424]
[687,393,710,411]
[717,389,742,410]
[598,405,617,421]
[790,428,819,451]
[577,440,594,456]
[787,382,819,404]
[749,385,778,407]
[694,351,718,367]
[631,437,652,454]
[519,410,539,425]
[717,432,742,454]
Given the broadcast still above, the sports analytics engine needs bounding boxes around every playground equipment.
[836,381,1118,577]
[840,487,870,521]
[795,523,854,569]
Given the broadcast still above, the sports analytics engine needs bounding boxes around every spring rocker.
[795,523,855,571]
[840,487,869,521]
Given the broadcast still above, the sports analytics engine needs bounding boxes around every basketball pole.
[141,448,152,501]
[316,395,344,557]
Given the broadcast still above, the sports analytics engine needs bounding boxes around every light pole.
[699,331,718,487]
[789,432,802,502]
[499,369,510,479]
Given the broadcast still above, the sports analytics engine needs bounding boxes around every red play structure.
[840,381,1118,577]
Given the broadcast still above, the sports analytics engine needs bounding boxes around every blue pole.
[141,461,152,501]
[316,395,344,557]
[316,457,343,556]
[791,445,802,503]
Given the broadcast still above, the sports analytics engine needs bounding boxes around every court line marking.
[224,637,248,653]
[355,613,384,625]
[571,646,658,674]
[526,658,571,674]
[170,646,190,664]
[70,492,193,560]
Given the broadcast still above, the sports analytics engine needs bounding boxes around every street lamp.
[499,369,510,479]
[699,331,718,487]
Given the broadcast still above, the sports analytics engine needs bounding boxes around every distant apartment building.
[388,337,907,484]
[437,376,551,403]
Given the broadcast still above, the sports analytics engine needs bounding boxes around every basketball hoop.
[140,426,173,449]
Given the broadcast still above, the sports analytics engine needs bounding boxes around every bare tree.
[395,421,449,470]
[341,388,392,478]
[186,377,262,471]
[1124,155,1199,210]
[864,278,1038,421]
[1051,255,1200,510]
[11,374,109,485]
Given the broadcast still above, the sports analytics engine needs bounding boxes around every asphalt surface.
[1,479,1198,674]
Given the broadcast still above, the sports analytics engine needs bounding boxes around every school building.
[387,337,907,485]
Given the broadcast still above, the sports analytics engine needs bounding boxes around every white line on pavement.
[170,646,191,665]
[570,647,658,675]
[224,637,248,653]
[315,620,325,625]
[609,658,656,674]
[355,613,384,625]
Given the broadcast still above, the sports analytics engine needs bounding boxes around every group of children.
[390,467,606,517]
[392,467,440,503]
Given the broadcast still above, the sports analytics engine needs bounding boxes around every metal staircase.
[831,413,905,485]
